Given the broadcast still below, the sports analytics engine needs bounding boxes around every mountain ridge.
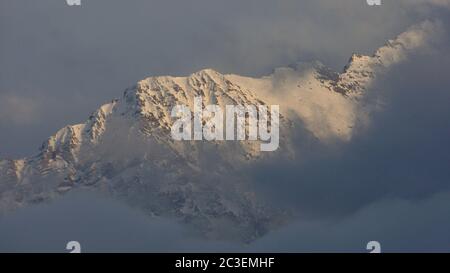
[0,21,437,241]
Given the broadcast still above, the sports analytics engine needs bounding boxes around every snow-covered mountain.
[0,21,437,241]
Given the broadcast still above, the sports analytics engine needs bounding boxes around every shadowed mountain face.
[0,21,440,242]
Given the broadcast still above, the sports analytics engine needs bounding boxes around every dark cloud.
[249,191,450,252]
[0,191,240,253]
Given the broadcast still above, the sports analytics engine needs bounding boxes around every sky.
[1,0,450,252]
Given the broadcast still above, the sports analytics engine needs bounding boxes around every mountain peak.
[193,68,222,77]
[0,21,439,242]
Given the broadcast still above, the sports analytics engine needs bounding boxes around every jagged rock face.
[123,69,293,162]
[0,21,435,242]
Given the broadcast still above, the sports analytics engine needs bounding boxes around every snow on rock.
[335,20,439,98]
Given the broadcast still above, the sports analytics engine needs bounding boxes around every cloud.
[246,43,450,215]
[0,94,43,125]
[1,189,449,253]
[0,191,239,253]
[248,191,450,252]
